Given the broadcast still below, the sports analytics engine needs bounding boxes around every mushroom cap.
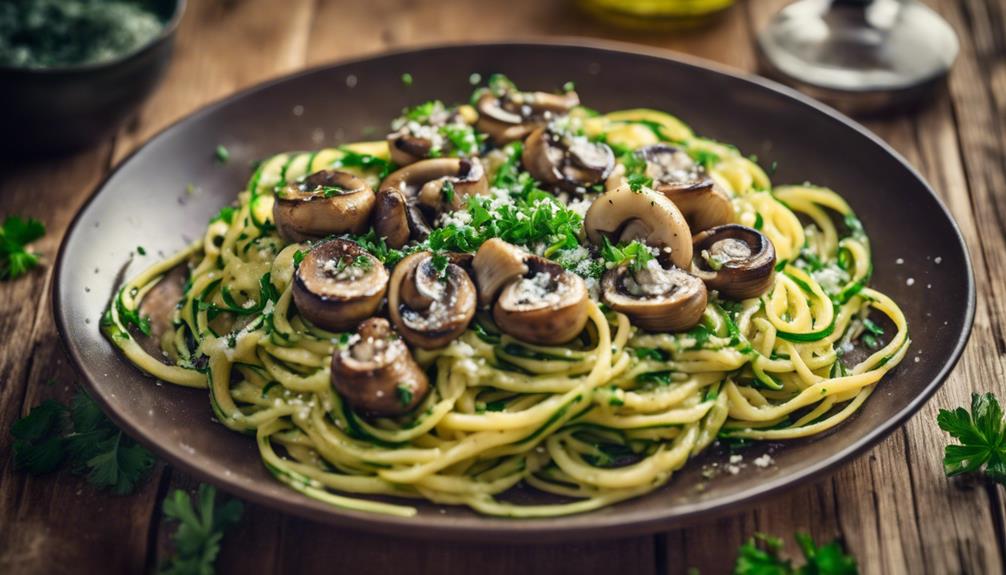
[331,317,429,417]
[492,255,589,345]
[388,251,478,349]
[584,184,694,269]
[292,239,388,332]
[273,170,376,243]
[601,261,707,333]
[522,126,614,193]
[387,107,474,166]
[475,90,580,145]
[637,144,734,232]
[373,158,488,249]
[692,224,776,300]
[472,238,530,308]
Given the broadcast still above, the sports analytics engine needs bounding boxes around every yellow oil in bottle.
[577,0,736,29]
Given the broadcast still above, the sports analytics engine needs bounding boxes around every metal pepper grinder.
[756,0,959,115]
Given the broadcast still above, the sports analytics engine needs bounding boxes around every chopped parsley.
[396,384,414,407]
[292,250,305,266]
[401,72,413,86]
[626,172,652,192]
[10,389,156,494]
[333,149,395,179]
[562,80,575,92]
[160,484,244,575]
[600,238,654,273]
[440,180,455,205]
[430,252,450,279]
[733,532,858,574]
[210,206,237,225]
[937,392,1006,484]
[214,145,230,164]
[0,215,45,280]
[689,149,720,170]
[319,185,345,197]
[136,245,147,256]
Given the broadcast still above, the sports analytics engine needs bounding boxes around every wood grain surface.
[1,0,1004,573]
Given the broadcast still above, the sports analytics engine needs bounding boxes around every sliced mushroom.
[273,170,376,243]
[387,104,476,166]
[373,158,488,249]
[471,240,588,345]
[601,260,707,333]
[331,317,429,417]
[584,184,693,270]
[628,145,734,232]
[475,89,580,144]
[692,224,776,299]
[388,252,477,349]
[522,126,614,193]
[471,238,530,308]
[292,239,388,332]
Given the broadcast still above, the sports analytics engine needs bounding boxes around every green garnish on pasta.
[101,75,910,518]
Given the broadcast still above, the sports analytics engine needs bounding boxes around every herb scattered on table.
[937,392,1005,484]
[214,145,230,164]
[733,532,858,575]
[160,484,244,575]
[10,388,155,494]
[1,215,45,280]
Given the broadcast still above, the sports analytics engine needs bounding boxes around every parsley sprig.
[1,215,46,280]
[937,392,1006,484]
[161,484,244,575]
[734,532,858,575]
[10,389,156,494]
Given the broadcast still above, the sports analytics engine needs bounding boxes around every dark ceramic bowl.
[0,0,185,155]
[54,41,974,542]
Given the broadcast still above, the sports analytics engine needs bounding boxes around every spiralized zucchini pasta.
[103,75,909,517]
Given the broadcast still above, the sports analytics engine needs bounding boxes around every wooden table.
[2,0,1004,572]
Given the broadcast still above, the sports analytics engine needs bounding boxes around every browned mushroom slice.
[584,184,693,270]
[631,145,734,232]
[601,260,707,333]
[484,250,589,345]
[373,158,488,249]
[331,317,429,417]
[273,170,376,243]
[471,238,530,308]
[387,102,477,166]
[522,127,614,193]
[692,224,776,300]
[292,239,388,332]
[388,251,477,349]
[475,90,580,145]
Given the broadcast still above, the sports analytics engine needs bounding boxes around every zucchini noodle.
[102,97,909,518]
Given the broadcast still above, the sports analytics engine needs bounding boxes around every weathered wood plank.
[0,144,170,575]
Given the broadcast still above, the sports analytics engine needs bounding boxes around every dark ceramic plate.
[54,41,974,542]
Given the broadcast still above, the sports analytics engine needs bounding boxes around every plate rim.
[53,38,977,542]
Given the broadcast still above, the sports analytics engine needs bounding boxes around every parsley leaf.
[161,484,244,575]
[64,390,155,494]
[1,215,46,280]
[734,532,858,575]
[11,399,66,474]
[10,390,155,494]
[937,392,1006,483]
